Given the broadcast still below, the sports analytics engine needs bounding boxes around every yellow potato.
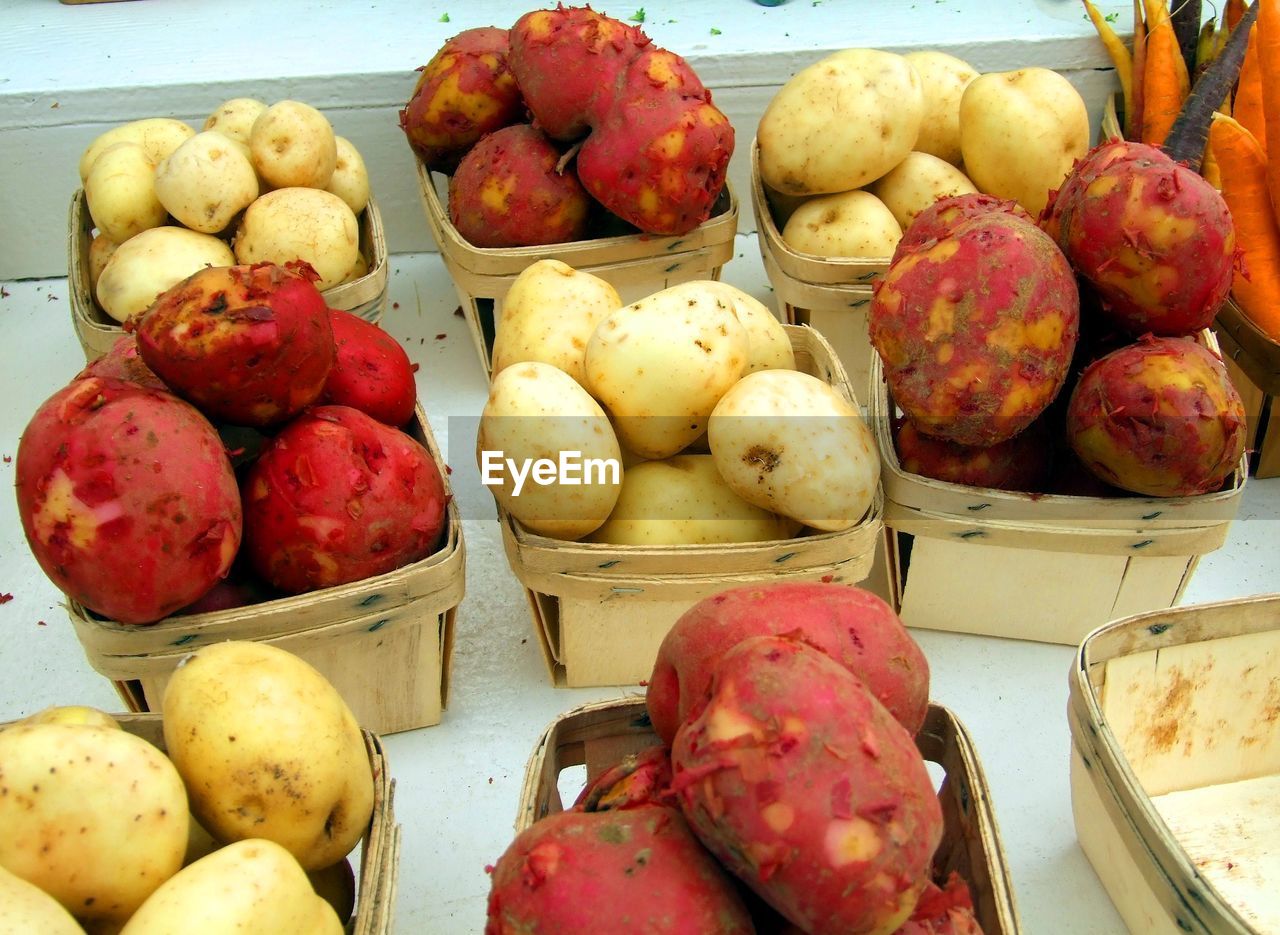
[202,97,267,144]
[161,641,375,872]
[96,226,234,323]
[588,454,798,545]
[0,863,84,935]
[491,259,622,386]
[757,48,924,195]
[960,67,1090,217]
[78,118,195,182]
[120,839,341,935]
[249,100,337,190]
[233,187,359,290]
[0,723,189,924]
[709,369,880,531]
[477,360,623,540]
[325,136,370,215]
[83,142,167,245]
[902,50,979,166]
[782,189,903,259]
[154,130,260,233]
[88,234,118,290]
[584,284,749,460]
[16,704,120,730]
[661,281,795,373]
[869,152,978,231]
[338,250,370,285]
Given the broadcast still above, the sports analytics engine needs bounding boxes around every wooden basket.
[516,698,1022,935]
[1216,296,1280,478]
[869,341,1247,646]
[414,158,739,376]
[496,324,884,688]
[751,138,889,400]
[1068,593,1280,934]
[64,404,465,735]
[67,188,390,362]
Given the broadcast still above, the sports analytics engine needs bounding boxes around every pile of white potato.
[757,47,1090,258]
[477,261,881,544]
[0,641,375,933]
[81,98,371,323]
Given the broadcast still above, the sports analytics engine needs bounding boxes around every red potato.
[322,308,417,427]
[672,636,943,935]
[571,744,675,813]
[136,262,335,428]
[15,376,241,624]
[896,192,1033,258]
[399,26,525,171]
[895,417,1053,492]
[241,405,448,594]
[485,805,754,934]
[448,124,592,248]
[76,334,167,391]
[897,874,986,935]
[647,582,929,747]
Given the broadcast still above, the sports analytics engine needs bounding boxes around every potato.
[782,189,903,258]
[0,863,84,935]
[162,641,375,872]
[709,369,880,531]
[88,232,118,290]
[661,281,795,374]
[202,97,267,144]
[233,187,359,290]
[78,117,195,182]
[757,48,924,195]
[119,839,342,935]
[83,142,168,245]
[868,152,978,231]
[325,136,370,215]
[0,723,189,924]
[584,285,749,460]
[588,454,798,545]
[249,100,337,190]
[16,704,120,730]
[491,259,622,387]
[902,50,979,166]
[96,226,234,323]
[339,251,370,285]
[960,67,1090,217]
[154,130,260,233]
[477,360,623,540]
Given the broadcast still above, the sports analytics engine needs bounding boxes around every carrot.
[1171,0,1203,76]
[1259,0,1280,218]
[1130,0,1149,139]
[1209,113,1280,338]
[1226,0,1248,32]
[1142,0,1192,146]
[1083,0,1134,136]
[1235,23,1267,156]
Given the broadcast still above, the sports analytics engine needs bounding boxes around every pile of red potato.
[871,138,1247,500]
[400,5,734,244]
[14,262,449,625]
[485,581,984,935]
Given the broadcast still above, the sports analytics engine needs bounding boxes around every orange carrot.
[1226,0,1248,32]
[1259,0,1280,218]
[1235,23,1267,156]
[1084,0,1134,135]
[1210,113,1280,338]
[1142,0,1192,146]
[1130,0,1148,139]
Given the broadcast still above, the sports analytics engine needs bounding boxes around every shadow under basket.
[414,158,739,378]
[495,323,886,688]
[1068,593,1280,934]
[65,405,465,736]
[67,188,390,362]
[515,698,1022,935]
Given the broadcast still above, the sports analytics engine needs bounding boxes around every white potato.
[233,187,359,290]
[202,97,268,144]
[83,141,168,244]
[0,862,86,934]
[78,117,195,182]
[325,136,370,215]
[338,250,370,285]
[757,48,924,195]
[782,189,903,259]
[491,259,622,386]
[960,67,1090,217]
[588,454,798,545]
[154,130,260,233]
[869,152,978,231]
[903,50,979,166]
[96,226,234,323]
[88,232,118,290]
[660,280,795,373]
[249,100,337,189]
[477,360,623,540]
[709,369,880,531]
[584,285,749,460]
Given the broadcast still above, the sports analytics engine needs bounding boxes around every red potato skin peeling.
[76,334,167,391]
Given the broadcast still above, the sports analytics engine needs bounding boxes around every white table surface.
[1,237,1277,933]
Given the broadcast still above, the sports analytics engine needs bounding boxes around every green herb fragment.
[710,26,721,34]
[630,8,645,22]
[439,12,450,22]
